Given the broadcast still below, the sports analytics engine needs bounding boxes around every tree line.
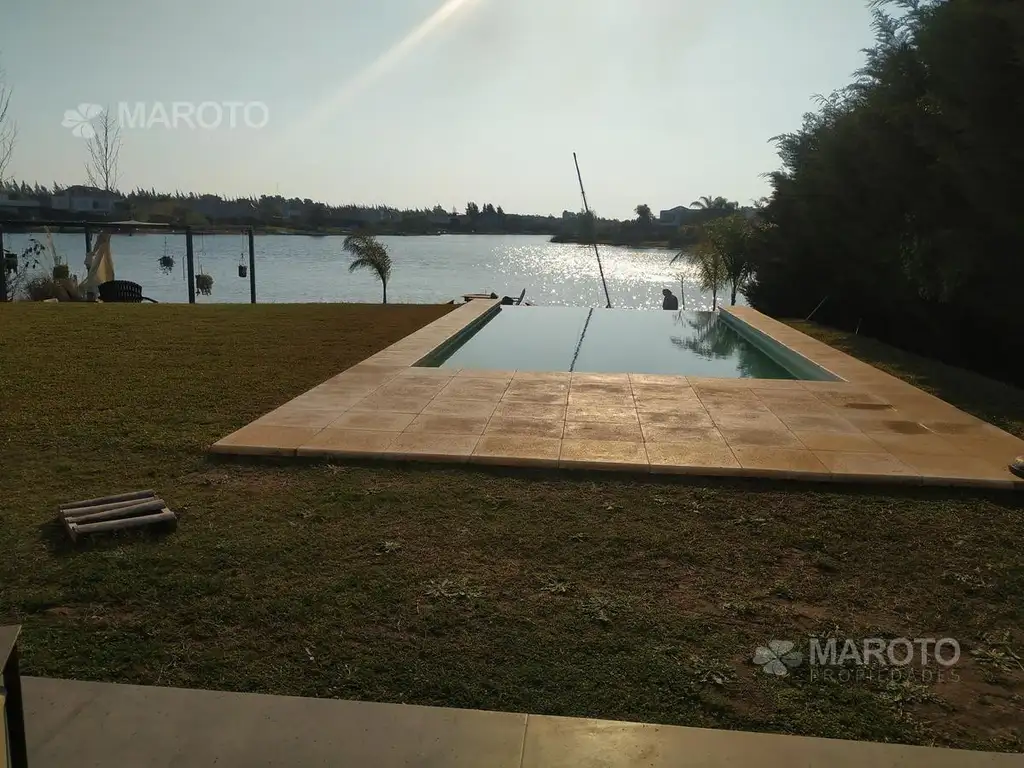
[745,0,1024,385]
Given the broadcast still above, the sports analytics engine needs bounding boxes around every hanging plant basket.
[195,273,215,296]
[238,264,248,278]
[158,255,176,274]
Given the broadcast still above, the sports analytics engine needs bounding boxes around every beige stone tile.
[895,453,1018,489]
[491,401,567,421]
[436,379,509,401]
[565,404,639,424]
[511,371,571,383]
[641,423,726,444]
[871,432,962,456]
[776,413,861,435]
[731,447,830,478]
[484,416,564,438]
[454,369,516,382]
[793,431,884,453]
[637,408,714,427]
[421,398,499,418]
[559,440,649,471]
[688,377,755,390]
[253,408,350,429]
[919,419,993,437]
[405,413,490,435]
[646,441,742,475]
[745,378,806,390]
[504,385,570,404]
[329,410,417,432]
[563,421,643,442]
[813,450,919,480]
[571,372,631,386]
[632,394,706,414]
[383,432,479,462]
[567,391,633,408]
[471,435,562,467]
[211,425,322,456]
[376,380,450,399]
[857,419,933,436]
[349,393,432,414]
[709,411,787,431]
[295,429,399,458]
[720,426,804,449]
[628,373,689,388]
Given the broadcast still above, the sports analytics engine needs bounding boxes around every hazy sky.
[1,0,876,218]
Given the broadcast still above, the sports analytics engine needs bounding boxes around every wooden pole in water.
[573,152,612,309]
[248,227,256,304]
[185,227,196,304]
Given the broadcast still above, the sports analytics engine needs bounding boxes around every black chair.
[98,280,158,303]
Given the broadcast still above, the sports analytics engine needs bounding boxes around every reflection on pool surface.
[420,307,804,379]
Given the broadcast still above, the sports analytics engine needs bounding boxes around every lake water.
[3,233,747,310]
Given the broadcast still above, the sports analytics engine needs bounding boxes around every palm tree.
[690,195,739,212]
[672,241,728,310]
[343,233,392,304]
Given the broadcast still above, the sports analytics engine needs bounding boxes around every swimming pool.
[417,306,835,380]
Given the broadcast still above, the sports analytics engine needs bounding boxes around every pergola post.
[185,227,196,304]
[248,227,256,304]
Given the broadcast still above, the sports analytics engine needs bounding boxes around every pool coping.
[210,300,1024,490]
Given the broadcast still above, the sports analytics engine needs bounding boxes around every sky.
[0,0,877,219]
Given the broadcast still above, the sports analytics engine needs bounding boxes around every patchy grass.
[786,320,1024,439]
[1,304,1022,753]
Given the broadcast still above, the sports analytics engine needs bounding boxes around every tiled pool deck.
[211,301,1024,489]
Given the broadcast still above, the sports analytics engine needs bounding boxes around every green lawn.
[1,304,1021,753]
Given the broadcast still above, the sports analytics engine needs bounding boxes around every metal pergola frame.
[0,219,257,304]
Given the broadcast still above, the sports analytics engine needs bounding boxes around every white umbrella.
[81,233,114,299]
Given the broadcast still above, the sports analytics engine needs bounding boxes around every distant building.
[0,192,41,212]
[50,185,121,214]
[658,206,699,227]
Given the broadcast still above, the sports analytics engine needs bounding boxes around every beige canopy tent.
[80,232,114,299]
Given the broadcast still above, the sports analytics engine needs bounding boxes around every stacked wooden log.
[59,490,177,542]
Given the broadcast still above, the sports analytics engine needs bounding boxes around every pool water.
[420,307,801,379]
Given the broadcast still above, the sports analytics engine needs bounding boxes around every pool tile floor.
[211,300,1024,489]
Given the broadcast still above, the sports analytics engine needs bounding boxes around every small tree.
[635,203,654,227]
[85,108,121,192]
[344,233,392,304]
[0,58,15,184]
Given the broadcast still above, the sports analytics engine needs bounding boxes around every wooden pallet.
[59,490,177,542]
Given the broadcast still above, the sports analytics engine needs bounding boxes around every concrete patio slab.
[23,678,1022,768]
[209,301,1024,489]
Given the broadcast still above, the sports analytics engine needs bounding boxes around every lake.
[3,233,747,310]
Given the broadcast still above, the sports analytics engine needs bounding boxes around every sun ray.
[297,0,483,133]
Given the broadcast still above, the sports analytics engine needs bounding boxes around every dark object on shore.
[98,280,158,303]
[662,289,679,310]
[1011,456,1024,479]
[59,489,177,542]
[463,292,499,302]
[500,288,528,306]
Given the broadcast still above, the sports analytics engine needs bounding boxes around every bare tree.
[86,108,121,192]
[0,58,16,185]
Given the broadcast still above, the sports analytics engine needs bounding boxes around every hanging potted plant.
[195,266,214,296]
[158,254,175,274]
